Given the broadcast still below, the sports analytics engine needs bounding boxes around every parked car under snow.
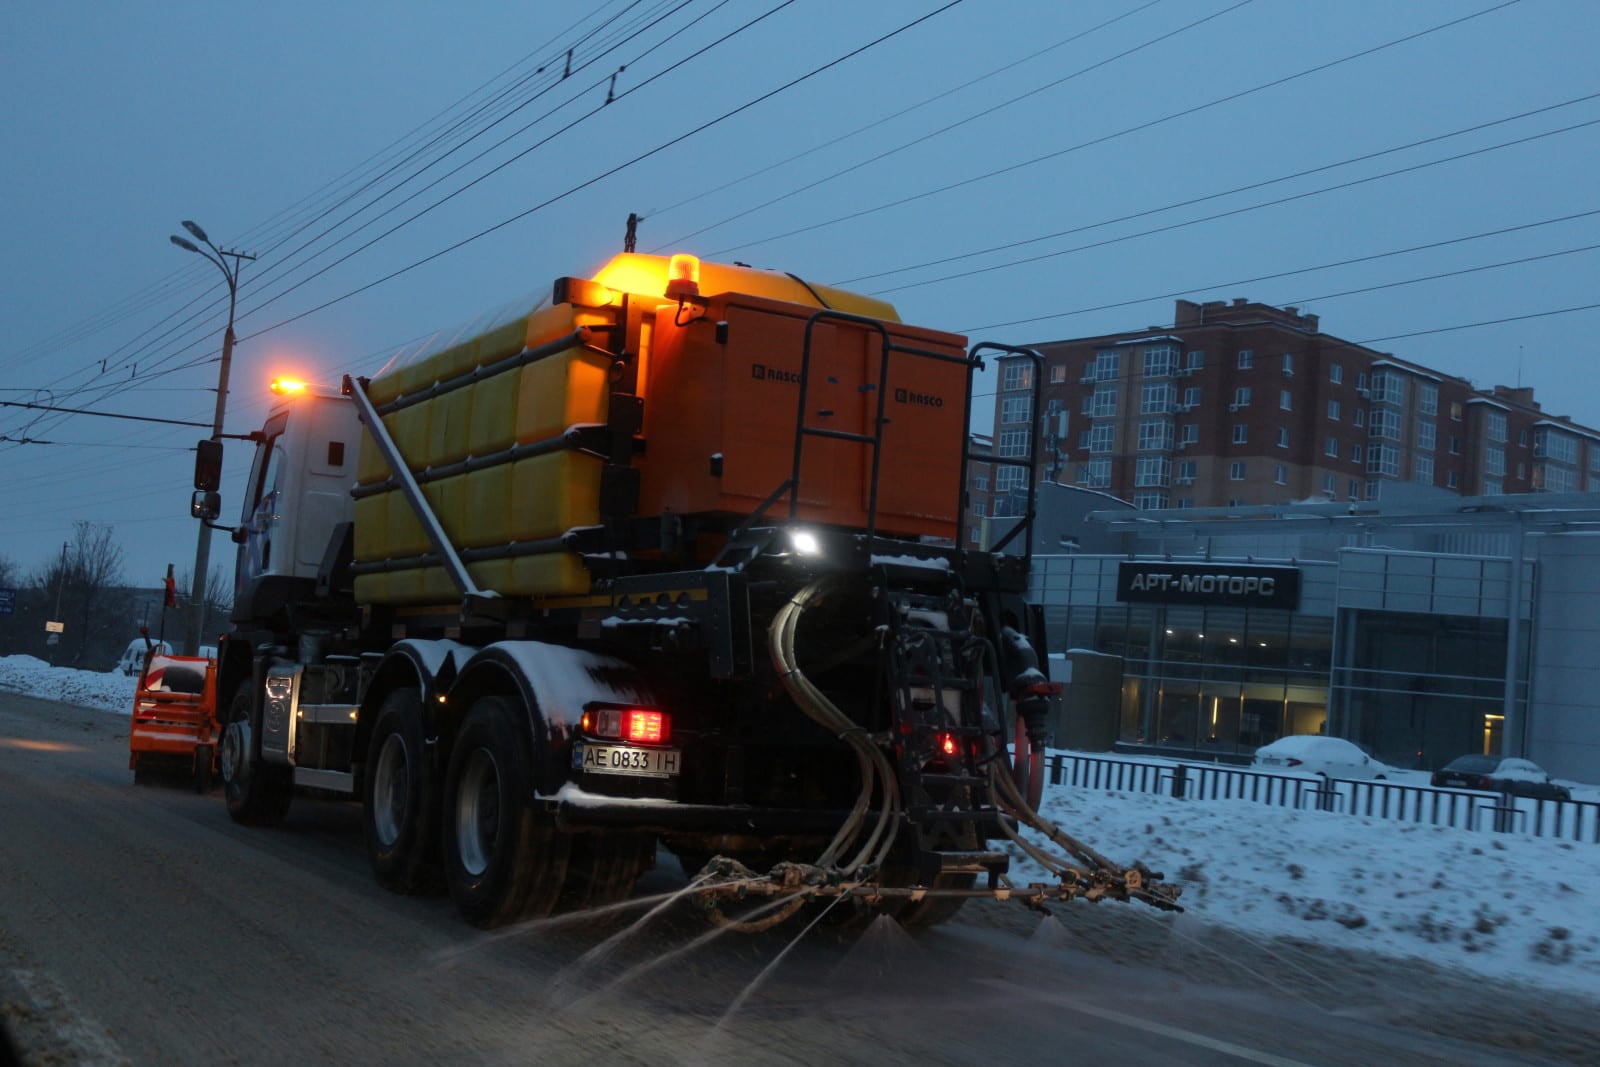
[1250,735,1392,780]
[1431,755,1571,800]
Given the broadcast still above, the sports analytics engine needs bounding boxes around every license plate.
[574,743,681,778]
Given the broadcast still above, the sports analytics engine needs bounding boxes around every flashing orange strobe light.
[664,253,700,300]
[270,377,309,397]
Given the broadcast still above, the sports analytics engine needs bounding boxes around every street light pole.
[170,221,254,656]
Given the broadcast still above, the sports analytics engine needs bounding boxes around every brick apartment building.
[978,298,1600,516]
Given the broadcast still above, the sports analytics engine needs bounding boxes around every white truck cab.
[230,383,362,624]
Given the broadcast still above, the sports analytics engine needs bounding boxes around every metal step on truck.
[194,250,1179,929]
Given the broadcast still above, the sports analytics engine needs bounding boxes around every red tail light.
[1286,758,1303,768]
[624,710,668,744]
[583,705,670,744]
[938,732,958,757]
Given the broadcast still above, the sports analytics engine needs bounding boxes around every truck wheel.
[561,833,654,912]
[363,688,443,894]
[442,694,570,928]
[219,683,294,826]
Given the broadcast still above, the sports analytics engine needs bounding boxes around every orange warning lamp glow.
[270,377,309,397]
[664,253,700,300]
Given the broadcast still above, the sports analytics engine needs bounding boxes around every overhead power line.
[706,0,1526,257]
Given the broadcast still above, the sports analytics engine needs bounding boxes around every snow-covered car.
[1250,735,1390,780]
[114,639,172,676]
[1431,755,1571,800]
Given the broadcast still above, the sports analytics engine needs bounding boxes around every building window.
[1328,399,1340,420]
[1179,424,1198,446]
[1000,395,1032,424]
[1094,350,1120,382]
[1177,498,1195,509]
[1077,429,1091,450]
[1447,470,1459,489]
[1370,370,1405,405]
[1135,456,1171,486]
[1352,443,1364,464]
[1273,464,1287,485]
[1086,457,1111,488]
[1448,435,1460,455]
[1537,463,1576,493]
[1133,491,1168,511]
[1366,479,1381,500]
[1229,461,1246,481]
[1277,426,1289,448]
[1519,429,1529,448]
[1281,353,1294,376]
[973,473,989,491]
[1486,410,1507,443]
[1237,349,1254,369]
[1325,436,1339,457]
[1369,408,1401,441]
[998,430,1030,458]
[1416,420,1436,452]
[1322,472,1336,496]
[1485,444,1506,476]
[1419,383,1438,416]
[1091,386,1116,418]
[1517,461,1526,480]
[1349,479,1361,499]
[1366,444,1398,476]
[1089,424,1114,453]
[1002,362,1033,391]
[1330,364,1343,385]
[1177,459,1197,482]
[971,499,986,517]
[1228,498,1245,507]
[1232,386,1252,407]
[1143,345,1178,377]
[996,465,1027,492]
[1049,364,1067,384]
[1279,389,1292,411]
[1483,478,1502,496]
[1232,424,1248,444]
[1183,386,1201,408]
[1357,372,1368,394]
[1451,401,1463,421]
[1137,419,1173,451]
[1186,349,1205,370]
[1534,427,1578,463]
[1140,382,1174,414]
[1354,408,1366,428]
[1415,454,1434,484]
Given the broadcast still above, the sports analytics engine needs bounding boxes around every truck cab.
[232,382,362,626]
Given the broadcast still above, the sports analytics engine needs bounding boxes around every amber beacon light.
[270,377,309,397]
[664,253,700,300]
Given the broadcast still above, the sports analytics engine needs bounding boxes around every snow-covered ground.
[3,654,1596,1000]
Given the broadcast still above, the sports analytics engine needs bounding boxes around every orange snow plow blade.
[129,653,220,790]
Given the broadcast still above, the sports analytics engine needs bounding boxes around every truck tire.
[219,683,294,826]
[442,694,570,928]
[363,688,443,895]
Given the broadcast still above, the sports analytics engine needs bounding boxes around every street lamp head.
[181,220,210,243]
[170,234,201,254]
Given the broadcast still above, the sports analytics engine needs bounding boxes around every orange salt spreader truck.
[193,250,1179,929]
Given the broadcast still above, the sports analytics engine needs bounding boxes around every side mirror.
[191,489,221,521]
[231,527,248,545]
[194,439,224,492]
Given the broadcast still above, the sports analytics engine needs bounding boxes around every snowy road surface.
[1,659,1597,1064]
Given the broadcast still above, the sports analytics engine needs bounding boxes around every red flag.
[163,564,177,609]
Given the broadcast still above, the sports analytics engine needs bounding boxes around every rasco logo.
[750,363,800,384]
[893,387,944,408]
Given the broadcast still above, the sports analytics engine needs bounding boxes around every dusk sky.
[2,0,1596,590]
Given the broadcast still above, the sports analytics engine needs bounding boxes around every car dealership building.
[1011,486,1600,780]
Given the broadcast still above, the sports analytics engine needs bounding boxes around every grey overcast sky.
[2,0,1596,589]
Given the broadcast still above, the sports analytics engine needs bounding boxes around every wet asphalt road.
[0,690,1592,1066]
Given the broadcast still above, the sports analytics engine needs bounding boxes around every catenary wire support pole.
[170,221,254,656]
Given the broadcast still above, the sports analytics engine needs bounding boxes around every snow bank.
[0,655,137,714]
[1015,784,1600,998]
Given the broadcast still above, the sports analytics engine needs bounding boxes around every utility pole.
[49,540,66,667]
[170,220,254,656]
